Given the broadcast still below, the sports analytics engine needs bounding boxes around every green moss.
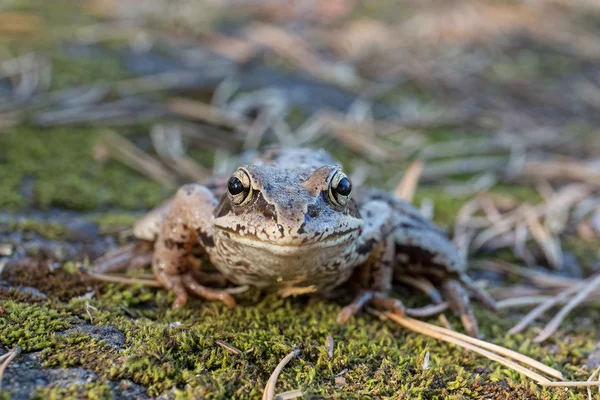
[0,127,170,211]
[486,49,578,83]
[92,212,140,234]
[1,218,67,240]
[49,50,128,90]
[33,383,113,400]
[0,301,74,351]
[3,271,591,399]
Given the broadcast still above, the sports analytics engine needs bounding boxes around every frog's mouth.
[215,226,360,254]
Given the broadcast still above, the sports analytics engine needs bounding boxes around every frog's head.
[212,162,363,255]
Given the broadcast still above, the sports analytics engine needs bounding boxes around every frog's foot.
[92,243,153,273]
[162,272,237,309]
[441,279,483,338]
[458,274,498,313]
[336,291,405,324]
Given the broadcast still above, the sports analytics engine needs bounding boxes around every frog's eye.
[328,171,352,207]
[227,169,252,205]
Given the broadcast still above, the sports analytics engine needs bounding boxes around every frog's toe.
[442,279,479,338]
[337,291,405,324]
[182,273,237,309]
[459,274,498,313]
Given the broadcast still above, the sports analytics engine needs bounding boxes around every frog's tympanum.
[94,148,496,337]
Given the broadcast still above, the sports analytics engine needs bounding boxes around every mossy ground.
[1,1,600,399]
[1,128,599,399]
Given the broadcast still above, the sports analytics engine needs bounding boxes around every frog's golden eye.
[227,169,252,205]
[328,171,352,207]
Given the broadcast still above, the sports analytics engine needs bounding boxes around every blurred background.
[2,0,600,398]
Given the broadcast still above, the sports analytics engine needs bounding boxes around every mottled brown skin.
[94,148,496,337]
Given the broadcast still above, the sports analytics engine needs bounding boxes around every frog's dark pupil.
[228,177,245,195]
[335,177,352,196]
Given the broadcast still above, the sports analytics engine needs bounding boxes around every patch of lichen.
[33,383,113,400]
[0,126,170,211]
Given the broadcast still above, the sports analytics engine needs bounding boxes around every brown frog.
[94,148,496,337]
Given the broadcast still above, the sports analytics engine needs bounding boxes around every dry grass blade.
[534,273,600,342]
[325,336,334,359]
[496,296,553,309]
[274,389,304,400]
[215,339,242,355]
[199,32,259,63]
[479,261,579,289]
[587,364,600,400]
[524,205,563,269]
[385,313,552,383]
[167,97,252,131]
[390,314,563,379]
[101,130,178,188]
[150,124,212,182]
[87,270,162,287]
[420,156,507,181]
[394,160,424,203]
[518,160,600,188]
[244,23,359,88]
[508,284,582,335]
[263,349,301,400]
[389,315,600,386]
[0,346,21,393]
[321,112,389,162]
[0,12,43,35]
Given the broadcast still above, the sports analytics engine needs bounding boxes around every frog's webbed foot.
[441,276,498,338]
[337,291,405,324]
[157,271,236,309]
[442,279,480,337]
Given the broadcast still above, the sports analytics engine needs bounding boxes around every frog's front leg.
[337,200,405,323]
[153,184,235,309]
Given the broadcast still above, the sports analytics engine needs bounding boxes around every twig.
[420,156,508,181]
[263,349,301,400]
[587,364,600,400]
[524,205,563,269]
[508,283,582,335]
[0,346,21,393]
[167,97,251,131]
[101,130,178,188]
[496,296,553,309]
[87,270,162,287]
[534,273,600,342]
[517,160,600,188]
[394,160,424,203]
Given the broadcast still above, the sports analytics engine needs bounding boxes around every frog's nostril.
[307,204,320,218]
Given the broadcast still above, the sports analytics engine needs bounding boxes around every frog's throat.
[214,227,360,254]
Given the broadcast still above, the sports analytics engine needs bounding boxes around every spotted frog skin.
[94,148,496,337]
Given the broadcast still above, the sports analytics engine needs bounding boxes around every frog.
[93,147,497,337]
